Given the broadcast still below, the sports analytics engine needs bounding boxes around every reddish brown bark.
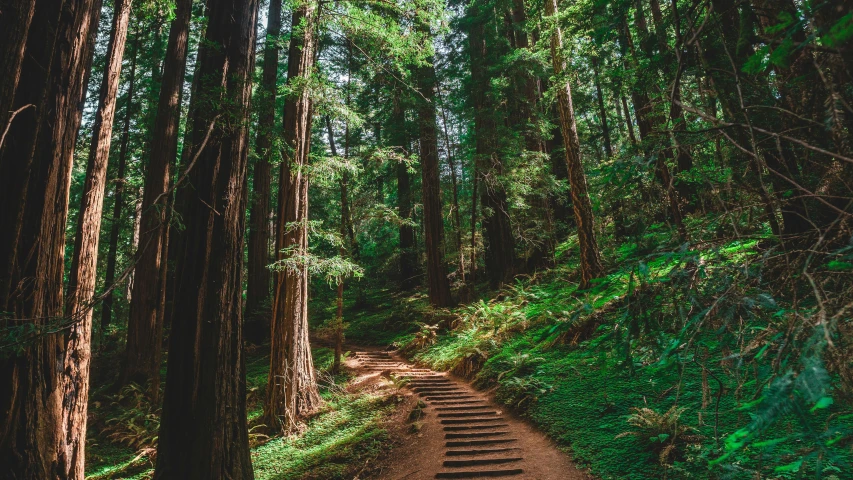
[392,91,418,290]
[0,0,101,476]
[468,4,516,287]
[266,1,322,432]
[101,28,140,331]
[64,0,132,475]
[416,38,454,308]
[122,0,193,395]
[545,0,604,289]
[0,0,36,147]
[154,0,259,476]
[246,0,283,343]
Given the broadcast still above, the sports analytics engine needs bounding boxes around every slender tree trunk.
[64,1,132,474]
[154,0,259,477]
[620,95,638,145]
[545,0,604,288]
[392,92,418,290]
[122,0,193,396]
[435,81,465,280]
[416,32,454,308]
[101,28,140,331]
[325,116,350,373]
[468,3,516,287]
[246,0,282,344]
[0,0,101,476]
[591,56,612,157]
[266,1,322,432]
[622,14,688,241]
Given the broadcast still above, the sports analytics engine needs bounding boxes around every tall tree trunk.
[324,116,347,373]
[101,28,140,331]
[122,0,193,395]
[0,0,36,149]
[0,0,101,476]
[393,92,418,290]
[64,0,132,474]
[467,3,516,288]
[246,0,282,344]
[545,0,604,288]
[154,0,259,476]
[591,56,613,157]
[266,1,322,433]
[416,35,454,308]
[435,82,465,281]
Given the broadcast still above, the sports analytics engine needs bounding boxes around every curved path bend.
[354,350,591,480]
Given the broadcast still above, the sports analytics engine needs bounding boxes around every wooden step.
[440,417,504,425]
[438,411,498,418]
[445,438,518,447]
[445,447,520,456]
[435,468,523,478]
[443,424,509,431]
[445,431,509,439]
[443,457,522,468]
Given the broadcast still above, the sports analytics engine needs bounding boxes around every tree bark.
[0,0,101,476]
[416,33,454,308]
[246,0,282,344]
[64,0,132,474]
[591,56,613,157]
[545,0,604,289]
[0,0,36,148]
[154,0,259,477]
[435,81,465,281]
[266,1,322,433]
[101,27,140,331]
[122,0,193,395]
[467,3,516,288]
[392,92,418,290]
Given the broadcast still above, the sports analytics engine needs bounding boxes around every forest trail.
[352,350,592,479]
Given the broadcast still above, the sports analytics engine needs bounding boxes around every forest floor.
[338,229,853,480]
[351,349,589,479]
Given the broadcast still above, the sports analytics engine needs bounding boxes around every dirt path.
[352,350,592,479]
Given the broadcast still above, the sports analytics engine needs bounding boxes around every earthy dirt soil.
[348,348,594,480]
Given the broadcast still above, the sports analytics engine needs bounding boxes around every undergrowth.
[85,347,393,479]
[385,227,853,479]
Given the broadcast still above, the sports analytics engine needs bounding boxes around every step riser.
[435,468,524,478]
[440,418,504,425]
[446,439,518,447]
[443,424,509,431]
[445,432,510,439]
[443,458,522,468]
[445,448,520,456]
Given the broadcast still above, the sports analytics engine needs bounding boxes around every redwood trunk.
[123,0,193,394]
[591,56,612,157]
[246,0,282,343]
[545,0,604,288]
[64,0,132,475]
[416,42,453,308]
[468,4,516,287]
[101,28,140,331]
[154,0,259,476]
[266,1,322,432]
[0,0,101,476]
[0,0,36,148]
[393,93,418,290]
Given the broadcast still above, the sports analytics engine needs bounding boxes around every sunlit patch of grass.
[252,393,392,480]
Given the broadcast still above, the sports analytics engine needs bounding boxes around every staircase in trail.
[354,351,525,479]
